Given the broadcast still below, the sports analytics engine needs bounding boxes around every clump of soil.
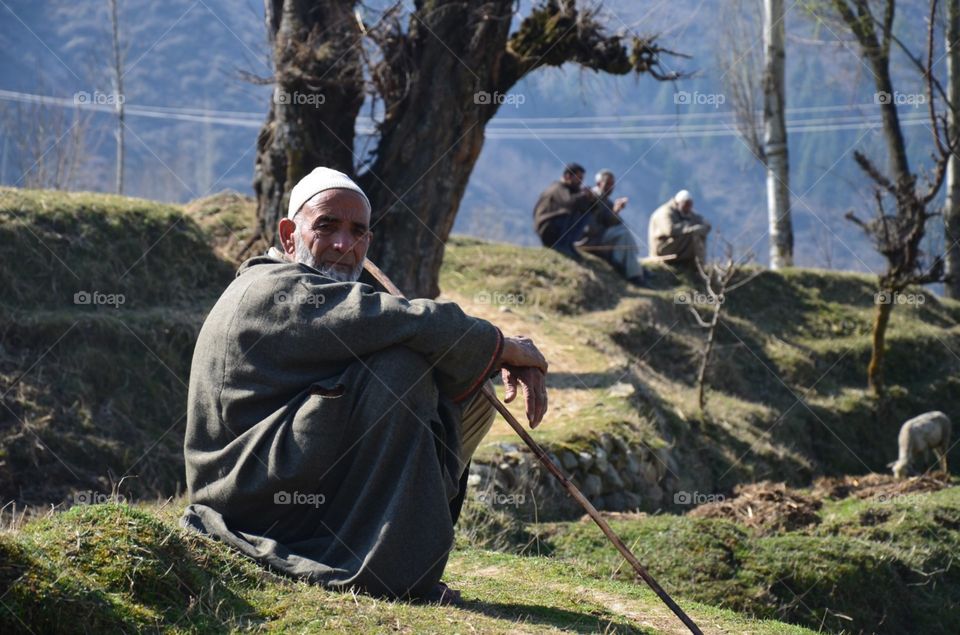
[858,508,891,526]
[688,481,822,535]
[812,473,950,502]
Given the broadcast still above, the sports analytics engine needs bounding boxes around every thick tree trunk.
[360,3,514,298]
[253,0,365,240]
[762,0,793,269]
[946,0,960,298]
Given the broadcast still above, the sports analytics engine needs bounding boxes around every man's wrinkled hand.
[499,336,548,427]
[502,365,547,428]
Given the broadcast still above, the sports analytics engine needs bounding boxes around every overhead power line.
[0,87,934,140]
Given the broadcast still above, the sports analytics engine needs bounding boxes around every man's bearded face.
[293,189,371,282]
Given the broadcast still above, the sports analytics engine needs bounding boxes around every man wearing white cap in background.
[182,167,548,605]
[648,189,711,268]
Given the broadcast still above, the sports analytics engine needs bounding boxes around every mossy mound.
[0,187,234,311]
[0,188,239,505]
[0,309,202,504]
[183,190,268,264]
[0,503,261,632]
[543,481,960,634]
[441,236,632,315]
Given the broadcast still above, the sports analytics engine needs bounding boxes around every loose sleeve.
[243,269,503,400]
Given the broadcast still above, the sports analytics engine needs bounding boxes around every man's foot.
[423,581,464,606]
[627,274,646,288]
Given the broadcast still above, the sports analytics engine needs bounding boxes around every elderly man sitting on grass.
[181,167,548,605]
[648,189,711,270]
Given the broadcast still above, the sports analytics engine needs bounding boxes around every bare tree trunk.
[946,0,960,297]
[109,0,124,194]
[763,0,793,268]
[359,3,515,297]
[867,299,893,396]
[696,307,719,412]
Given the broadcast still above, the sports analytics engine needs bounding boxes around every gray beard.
[294,235,363,282]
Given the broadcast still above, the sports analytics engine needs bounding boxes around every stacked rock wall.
[469,427,679,521]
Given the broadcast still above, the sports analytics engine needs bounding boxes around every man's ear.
[278,218,297,256]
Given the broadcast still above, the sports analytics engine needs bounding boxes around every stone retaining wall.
[469,428,679,521]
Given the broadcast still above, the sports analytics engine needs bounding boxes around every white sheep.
[890,411,951,479]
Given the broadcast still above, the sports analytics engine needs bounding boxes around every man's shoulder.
[236,249,298,277]
[224,253,363,306]
[651,201,674,217]
[235,251,340,286]
[539,180,568,197]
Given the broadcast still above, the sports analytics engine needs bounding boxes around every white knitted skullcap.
[674,189,693,205]
[287,167,371,219]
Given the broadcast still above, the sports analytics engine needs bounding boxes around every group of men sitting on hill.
[533,163,712,285]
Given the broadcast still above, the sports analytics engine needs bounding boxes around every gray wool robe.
[180,253,502,599]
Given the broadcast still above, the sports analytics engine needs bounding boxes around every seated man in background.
[533,162,597,260]
[648,189,711,269]
[182,167,548,605]
[581,169,646,287]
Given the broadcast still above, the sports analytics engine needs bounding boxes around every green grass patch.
[542,486,960,634]
[0,503,814,634]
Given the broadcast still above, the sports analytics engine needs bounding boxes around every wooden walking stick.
[363,259,703,635]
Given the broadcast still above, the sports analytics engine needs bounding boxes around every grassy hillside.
[3,186,959,503]
[2,187,960,633]
[0,188,234,504]
[441,239,960,490]
[3,482,955,634]
[0,502,812,634]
